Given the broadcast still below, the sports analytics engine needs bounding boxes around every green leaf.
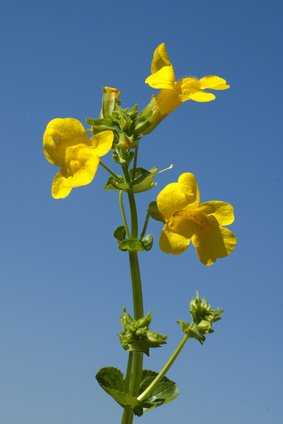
[96,367,137,408]
[141,234,153,251]
[131,167,158,193]
[104,176,129,191]
[135,370,179,415]
[119,239,144,252]
[113,225,126,241]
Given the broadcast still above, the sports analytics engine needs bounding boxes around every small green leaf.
[141,234,153,251]
[119,239,144,252]
[136,370,179,415]
[96,367,137,408]
[113,225,126,241]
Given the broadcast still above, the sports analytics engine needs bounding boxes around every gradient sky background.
[0,1,282,423]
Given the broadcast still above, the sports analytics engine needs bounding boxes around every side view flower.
[135,42,230,136]
[43,118,113,199]
[156,172,237,265]
[146,43,230,114]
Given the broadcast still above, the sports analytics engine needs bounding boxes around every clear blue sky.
[0,1,282,423]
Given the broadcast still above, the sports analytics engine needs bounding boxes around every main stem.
[121,165,144,424]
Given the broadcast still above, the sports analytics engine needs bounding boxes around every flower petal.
[43,118,89,167]
[198,201,235,225]
[192,216,237,266]
[157,173,200,219]
[187,91,216,102]
[178,173,200,204]
[167,212,196,239]
[157,182,191,219]
[51,172,72,199]
[200,75,230,90]
[151,43,172,73]
[145,65,176,90]
[91,130,114,157]
[160,229,190,255]
[65,145,100,188]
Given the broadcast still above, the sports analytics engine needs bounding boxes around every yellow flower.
[43,118,113,199]
[156,172,237,266]
[145,43,230,117]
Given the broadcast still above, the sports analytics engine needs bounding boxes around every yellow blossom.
[43,118,113,199]
[156,172,237,266]
[145,43,230,117]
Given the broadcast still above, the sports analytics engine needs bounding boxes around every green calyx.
[113,225,153,253]
[148,201,164,222]
[105,167,158,193]
[178,293,223,344]
[119,310,167,355]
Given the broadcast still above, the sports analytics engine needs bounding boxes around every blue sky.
[0,0,282,423]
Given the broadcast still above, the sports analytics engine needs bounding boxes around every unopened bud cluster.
[119,310,167,355]
[178,293,223,344]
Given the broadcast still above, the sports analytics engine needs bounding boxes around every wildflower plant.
[43,43,236,423]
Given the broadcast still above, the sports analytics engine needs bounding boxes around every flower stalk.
[137,333,190,403]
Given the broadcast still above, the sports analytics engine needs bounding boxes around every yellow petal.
[43,118,89,167]
[51,172,72,199]
[156,182,191,219]
[187,91,216,102]
[145,65,176,90]
[157,173,200,219]
[151,43,172,73]
[91,130,114,157]
[198,201,235,225]
[160,229,190,255]
[65,145,100,188]
[192,216,237,266]
[167,212,196,239]
[178,173,200,204]
[200,75,230,90]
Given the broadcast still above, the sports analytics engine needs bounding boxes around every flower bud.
[101,86,120,118]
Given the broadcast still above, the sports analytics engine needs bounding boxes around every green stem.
[119,191,130,239]
[121,407,133,424]
[140,209,150,239]
[122,352,134,424]
[121,164,144,424]
[137,334,190,403]
[132,144,139,180]
[100,160,120,180]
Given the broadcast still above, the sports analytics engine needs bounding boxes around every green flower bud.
[101,86,121,119]
[178,293,223,344]
[119,310,167,355]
